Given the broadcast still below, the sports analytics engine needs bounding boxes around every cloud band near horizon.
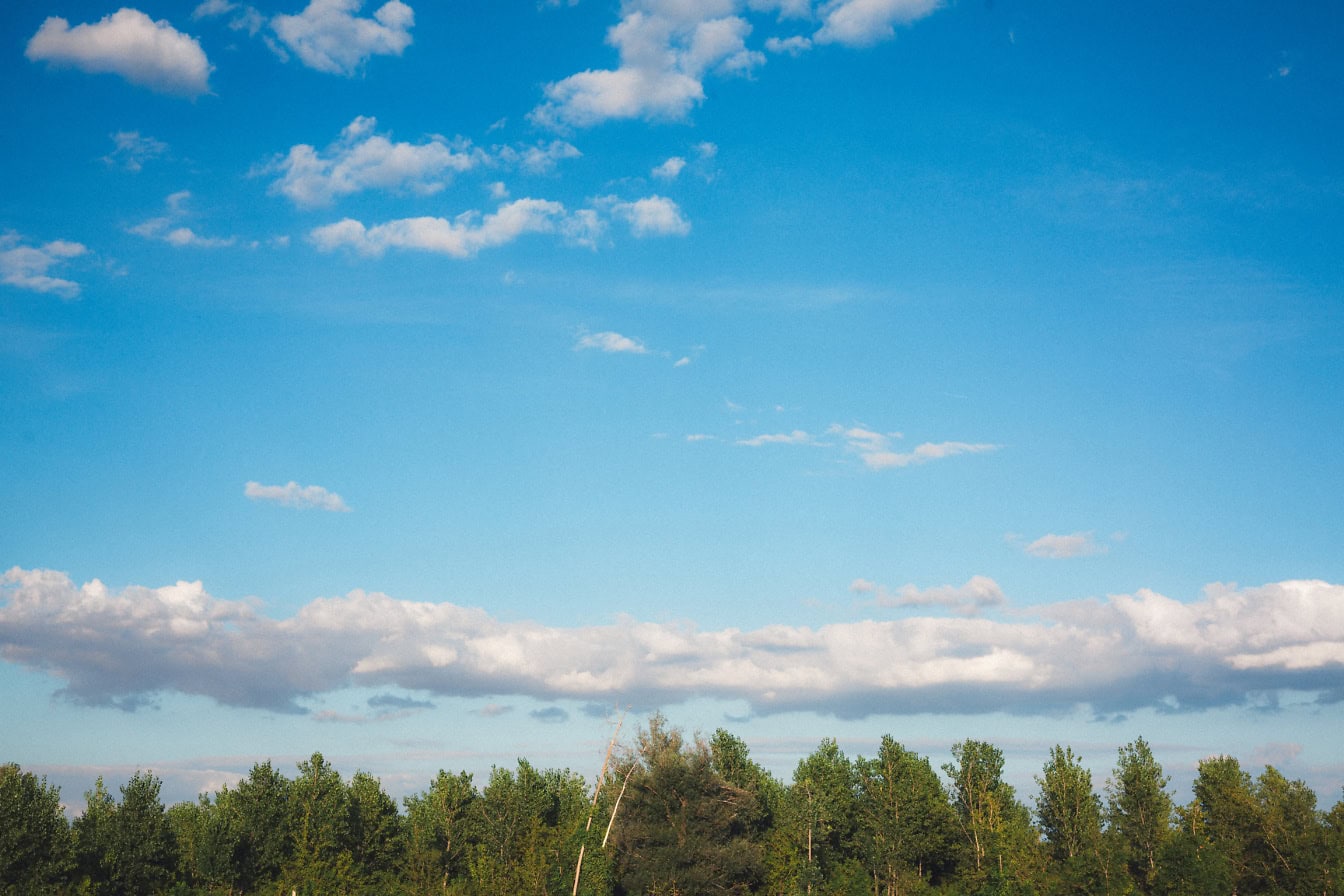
[2,568,1341,717]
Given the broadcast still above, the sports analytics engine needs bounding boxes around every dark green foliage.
[285,751,356,895]
[0,763,73,895]
[610,715,764,896]
[232,759,292,890]
[3,726,1341,896]
[105,771,177,896]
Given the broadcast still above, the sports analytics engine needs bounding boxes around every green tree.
[610,715,762,896]
[1105,738,1173,895]
[232,759,292,891]
[1034,746,1104,894]
[72,776,116,894]
[775,738,857,895]
[0,763,74,895]
[853,736,958,896]
[349,770,406,893]
[284,751,356,895]
[167,793,241,894]
[944,739,1042,895]
[105,771,177,896]
[404,769,477,894]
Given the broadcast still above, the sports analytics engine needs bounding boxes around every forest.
[3,715,1342,896]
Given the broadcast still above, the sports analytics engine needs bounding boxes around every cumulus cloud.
[603,195,691,236]
[244,480,350,511]
[851,575,1007,616]
[814,0,942,47]
[532,0,765,128]
[830,425,998,470]
[264,116,481,208]
[575,331,649,354]
[310,194,684,257]
[310,199,569,258]
[270,0,414,75]
[4,568,1343,717]
[0,233,87,299]
[25,8,213,97]
[764,34,811,55]
[1025,532,1106,559]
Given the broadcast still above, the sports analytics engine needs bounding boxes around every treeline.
[4,716,1344,896]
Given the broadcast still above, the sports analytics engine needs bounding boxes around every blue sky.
[3,0,1343,808]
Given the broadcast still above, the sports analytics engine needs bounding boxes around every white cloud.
[492,140,582,174]
[604,195,691,236]
[310,198,568,258]
[193,0,265,34]
[652,156,687,179]
[764,34,812,54]
[265,116,481,208]
[0,233,87,300]
[244,480,350,511]
[5,568,1343,717]
[531,0,764,128]
[1025,531,1106,559]
[270,0,414,75]
[830,424,998,470]
[814,0,942,47]
[853,574,1007,616]
[129,192,236,248]
[575,331,649,354]
[736,429,819,447]
[103,131,169,172]
[25,8,212,97]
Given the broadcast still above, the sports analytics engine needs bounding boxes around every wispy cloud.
[1023,531,1106,559]
[269,0,414,76]
[736,429,821,447]
[129,192,237,248]
[830,425,999,469]
[244,480,350,512]
[5,568,1344,718]
[0,232,87,300]
[25,8,213,97]
[851,575,1007,616]
[103,131,169,172]
[575,330,649,354]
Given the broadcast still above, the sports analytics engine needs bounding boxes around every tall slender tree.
[854,736,958,896]
[1106,738,1173,894]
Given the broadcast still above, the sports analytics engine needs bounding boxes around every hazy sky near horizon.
[3,0,1343,808]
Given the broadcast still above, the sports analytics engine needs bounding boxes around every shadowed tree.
[0,763,74,895]
[232,759,292,891]
[104,771,176,896]
[611,714,762,896]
